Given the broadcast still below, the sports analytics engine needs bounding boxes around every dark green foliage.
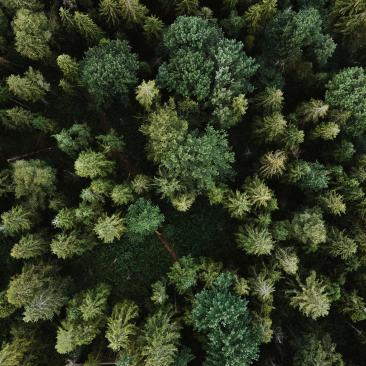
[126,198,165,242]
[81,39,139,106]
[192,273,261,366]
[325,67,366,136]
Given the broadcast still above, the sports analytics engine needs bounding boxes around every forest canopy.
[0,0,366,365]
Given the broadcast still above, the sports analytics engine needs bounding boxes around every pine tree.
[259,150,287,178]
[99,0,121,26]
[126,198,165,242]
[81,39,139,105]
[192,273,261,366]
[119,0,148,26]
[57,54,80,93]
[111,183,134,206]
[11,233,48,259]
[75,151,115,179]
[224,191,251,220]
[327,227,357,260]
[297,99,329,124]
[7,67,50,103]
[6,262,69,322]
[140,309,181,366]
[143,16,164,39]
[168,256,200,294]
[12,9,52,60]
[136,80,160,111]
[1,205,33,236]
[236,224,274,256]
[341,290,366,322]
[254,112,287,143]
[106,300,139,352]
[289,271,330,319]
[244,0,277,34]
[94,213,126,243]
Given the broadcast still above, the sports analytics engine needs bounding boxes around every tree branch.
[155,230,179,261]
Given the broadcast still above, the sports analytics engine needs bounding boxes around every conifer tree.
[75,151,115,179]
[11,233,48,259]
[12,9,52,60]
[94,213,126,243]
[7,67,50,103]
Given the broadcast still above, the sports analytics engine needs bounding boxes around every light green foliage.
[168,256,199,294]
[192,273,261,366]
[224,191,251,219]
[275,247,299,275]
[106,300,139,352]
[244,0,277,33]
[136,80,160,110]
[67,10,104,44]
[0,291,16,319]
[140,309,181,366]
[327,227,357,260]
[320,190,346,215]
[94,213,126,243]
[111,183,134,205]
[131,174,151,194]
[140,101,188,163]
[289,271,330,319]
[256,87,283,112]
[52,208,77,230]
[264,7,335,67]
[245,176,274,209]
[126,198,165,242]
[54,123,91,157]
[57,54,79,93]
[2,0,43,11]
[311,122,340,140]
[51,231,96,259]
[75,151,115,178]
[151,281,169,305]
[259,150,287,178]
[12,9,52,60]
[99,0,121,26]
[1,205,33,236]
[325,67,366,136]
[297,99,329,124]
[341,291,366,322]
[236,224,274,255]
[290,208,327,252]
[7,67,50,103]
[13,159,56,208]
[170,193,196,212]
[56,283,111,354]
[11,233,48,259]
[81,39,139,105]
[293,333,344,366]
[6,262,69,322]
[254,112,287,143]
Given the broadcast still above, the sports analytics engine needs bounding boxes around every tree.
[57,54,80,93]
[139,309,181,366]
[327,227,357,260]
[254,112,287,143]
[259,150,287,178]
[168,255,199,294]
[289,271,330,319]
[75,151,115,178]
[290,208,327,252]
[106,300,139,352]
[12,9,52,60]
[119,0,148,26]
[11,233,48,259]
[7,67,49,103]
[158,126,235,196]
[136,80,160,110]
[236,224,274,256]
[143,15,164,39]
[56,283,111,354]
[192,273,261,366]
[224,191,251,220]
[81,39,140,106]
[51,231,97,259]
[293,333,344,366]
[54,123,91,157]
[1,205,33,236]
[13,159,56,208]
[263,8,335,69]
[244,0,277,34]
[126,198,165,242]
[111,183,134,205]
[6,262,69,322]
[94,213,126,243]
[325,67,366,136]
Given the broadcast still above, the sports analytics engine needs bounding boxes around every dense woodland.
[0,0,366,365]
